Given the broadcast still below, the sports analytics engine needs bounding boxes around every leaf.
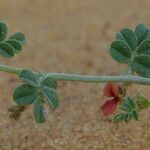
[9,32,26,45]
[115,96,139,123]
[122,96,136,111]
[132,55,150,78]
[116,28,138,50]
[13,85,37,106]
[135,93,150,110]
[0,42,14,58]
[122,97,133,111]
[136,38,150,55]
[34,98,46,123]
[19,70,38,87]
[122,102,132,112]
[127,96,136,109]
[132,110,139,121]
[114,113,125,122]
[0,22,7,42]
[5,39,22,53]
[41,86,59,110]
[135,24,150,44]
[40,76,57,90]
[110,40,131,63]
[116,32,126,42]
[124,113,132,122]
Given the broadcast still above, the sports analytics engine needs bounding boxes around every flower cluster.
[100,83,123,116]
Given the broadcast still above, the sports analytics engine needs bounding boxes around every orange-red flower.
[100,83,121,116]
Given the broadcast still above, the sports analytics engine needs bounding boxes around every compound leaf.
[115,96,139,123]
[13,85,37,106]
[19,70,38,87]
[132,55,150,78]
[110,40,131,63]
[0,42,14,58]
[9,32,26,45]
[0,22,7,42]
[34,98,46,123]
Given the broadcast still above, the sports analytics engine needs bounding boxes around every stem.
[0,64,150,85]
[0,64,21,75]
[48,73,150,85]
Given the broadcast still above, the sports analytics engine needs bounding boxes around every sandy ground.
[0,0,150,149]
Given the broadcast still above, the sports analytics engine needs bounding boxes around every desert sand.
[0,0,150,149]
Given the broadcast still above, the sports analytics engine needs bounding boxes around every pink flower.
[100,83,121,116]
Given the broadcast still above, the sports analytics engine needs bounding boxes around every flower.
[100,83,121,116]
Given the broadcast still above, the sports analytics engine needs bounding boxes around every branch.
[0,64,150,85]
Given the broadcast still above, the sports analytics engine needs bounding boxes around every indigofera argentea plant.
[0,22,150,123]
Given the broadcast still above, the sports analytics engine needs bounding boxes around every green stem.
[0,64,21,75]
[48,73,150,85]
[0,64,150,85]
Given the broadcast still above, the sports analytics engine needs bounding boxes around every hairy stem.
[0,64,150,85]
[0,64,21,75]
[48,73,150,85]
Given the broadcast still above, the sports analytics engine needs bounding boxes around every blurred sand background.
[0,0,150,149]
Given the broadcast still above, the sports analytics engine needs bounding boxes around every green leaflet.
[136,38,150,55]
[114,113,125,122]
[41,86,59,110]
[124,113,133,122]
[34,98,46,123]
[135,93,150,110]
[40,76,59,109]
[13,85,37,106]
[122,96,136,110]
[110,40,131,63]
[5,39,22,53]
[122,101,132,112]
[0,42,14,58]
[116,28,138,50]
[132,55,150,78]
[9,32,26,45]
[116,32,126,42]
[19,70,38,87]
[0,22,7,42]
[135,24,150,44]
[132,110,139,121]
[123,97,137,110]
[40,76,57,90]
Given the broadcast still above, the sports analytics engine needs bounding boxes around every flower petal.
[100,98,119,116]
[103,83,119,97]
